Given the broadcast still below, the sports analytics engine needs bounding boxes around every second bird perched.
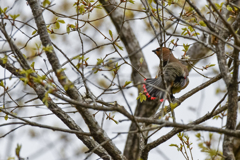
[143,47,189,102]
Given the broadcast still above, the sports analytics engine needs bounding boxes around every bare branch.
[0,109,91,136]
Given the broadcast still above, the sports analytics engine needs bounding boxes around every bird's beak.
[152,49,156,53]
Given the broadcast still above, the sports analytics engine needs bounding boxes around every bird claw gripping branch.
[143,47,189,102]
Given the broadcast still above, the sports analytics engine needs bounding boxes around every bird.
[143,47,189,102]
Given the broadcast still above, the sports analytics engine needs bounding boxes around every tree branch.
[0,27,109,159]
[223,38,240,160]
[26,0,126,159]
[140,96,239,160]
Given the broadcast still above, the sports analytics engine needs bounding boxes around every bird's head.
[152,47,172,58]
[152,47,179,65]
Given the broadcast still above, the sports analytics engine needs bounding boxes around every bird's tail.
[143,77,166,101]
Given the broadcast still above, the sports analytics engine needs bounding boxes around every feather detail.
[143,77,166,101]
[141,47,189,102]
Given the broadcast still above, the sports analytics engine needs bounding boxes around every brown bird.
[143,47,189,102]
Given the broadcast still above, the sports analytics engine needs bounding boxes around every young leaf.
[47,29,52,34]
[79,5,85,14]
[112,62,120,73]
[199,21,206,27]
[32,30,37,35]
[136,92,146,102]
[97,58,104,65]
[169,144,179,148]
[227,5,233,12]
[182,43,190,53]
[115,43,124,50]
[128,0,135,4]
[31,62,35,69]
[9,14,20,20]
[42,45,53,52]
[195,133,201,140]
[167,0,173,6]
[214,3,221,10]
[66,26,71,34]
[94,4,102,9]
[58,19,65,24]
[0,7,8,14]
[139,57,144,65]
[109,30,113,39]
[192,32,200,36]
[0,80,4,87]
[148,0,153,5]
[15,144,22,157]
[4,114,8,120]
[181,28,187,35]
[92,68,99,74]
[170,103,178,110]
[203,63,215,69]
[43,0,51,7]
[2,55,8,64]
[55,22,60,29]
[123,81,132,87]
[188,26,194,32]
